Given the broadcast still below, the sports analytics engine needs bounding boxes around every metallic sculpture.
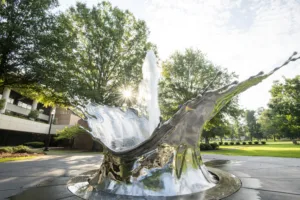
[68,52,300,199]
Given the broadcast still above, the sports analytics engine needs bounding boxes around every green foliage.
[202,141,300,158]
[257,108,280,141]
[202,117,232,144]
[41,1,155,107]
[28,110,39,120]
[159,48,239,121]
[230,142,234,145]
[158,48,242,145]
[24,142,44,148]
[210,143,219,150]
[0,146,32,154]
[236,142,240,145]
[248,141,252,145]
[12,145,32,153]
[219,142,223,145]
[267,76,300,139]
[0,0,59,88]
[55,125,85,140]
[224,142,229,145]
[0,146,13,153]
[0,98,5,110]
[261,141,266,145]
[200,143,213,151]
[245,110,262,141]
[242,142,247,145]
[254,141,259,145]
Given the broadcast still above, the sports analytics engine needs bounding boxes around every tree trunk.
[70,138,75,149]
[205,136,209,144]
[220,137,223,143]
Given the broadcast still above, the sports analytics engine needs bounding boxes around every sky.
[58,0,300,110]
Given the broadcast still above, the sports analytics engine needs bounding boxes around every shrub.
[28,110,40,120]
[242,142,247,145]
[200,143,213,151]
[254,141,259,145]
[206,144,213,150]
[236,142,240,145]
[0,99,6,110]
[230,142,234,145]
[0,146,13,153]
[224,142,229,145]
[210,143,219,150]
[219,142,223,145]
[200,143,206,150]
[55,125,84,140]
[248,141,252,145]
[261,141,266,145]
[24,142,44,148]
[12,145,33,153]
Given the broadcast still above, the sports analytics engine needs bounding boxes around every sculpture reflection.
[68,51,300,199]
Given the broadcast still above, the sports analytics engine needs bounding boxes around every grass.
[202,141,300,158]
[44,150,101,155]
[0,156,38,163]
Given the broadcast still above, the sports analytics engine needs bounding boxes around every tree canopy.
[159,48,242,143]
[0,0,59,88]
[266,76,300,139]
[39,2,156,107]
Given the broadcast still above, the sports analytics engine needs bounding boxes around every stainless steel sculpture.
[68,52,300,199]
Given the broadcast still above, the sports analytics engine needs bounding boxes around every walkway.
[0,154,299,199]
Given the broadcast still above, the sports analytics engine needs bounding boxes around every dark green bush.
[219,142,223,145]
[24,142,44,148]
[248,141,252,145]
[236,142,240,145]
[0,99,6,110]
[224,142,229,145]
[261,141,266,145]
[200,143,206,150]
[242,142,247,145]
[28,110,40,120]
[200,143,213,151]
[12,145,33,153]
[230,142,234,145]
[210,143,219,150]
[0,146,13,153]
[254,141,259,145]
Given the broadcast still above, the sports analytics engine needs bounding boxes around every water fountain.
[67,51,300,200]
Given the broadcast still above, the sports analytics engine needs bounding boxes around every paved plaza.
[0,154,299,200]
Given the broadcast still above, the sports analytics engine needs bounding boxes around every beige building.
[0,87,99,150]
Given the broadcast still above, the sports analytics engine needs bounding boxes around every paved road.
[0,155,103,199]
[0,154,300,199]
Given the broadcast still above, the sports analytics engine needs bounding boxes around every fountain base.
[67,167,241,200]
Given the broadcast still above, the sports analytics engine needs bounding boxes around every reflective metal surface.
[84,145,217,196]
[67,52,299,198]
[68,166,241,200]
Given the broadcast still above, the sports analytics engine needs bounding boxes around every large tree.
[245,110,262,141]
[41,1,155,107]
[257,108,281,141]
[267,76,300,139]
[0,0,60,88]
[159,48,242,143]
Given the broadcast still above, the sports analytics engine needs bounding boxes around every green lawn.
[0,156,38,163]
[202,141,300,158]
[44,150,101,155]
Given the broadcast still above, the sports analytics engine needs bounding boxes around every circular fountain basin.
[67,167,241,200]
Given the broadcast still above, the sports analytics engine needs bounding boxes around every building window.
[17,101,32,110]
